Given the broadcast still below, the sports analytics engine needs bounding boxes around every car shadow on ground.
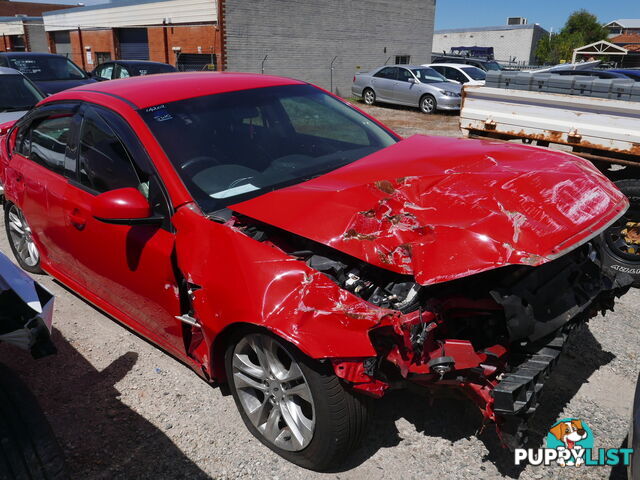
[351,98,460,116]
[335,324,614,478]
[0,329,211,479]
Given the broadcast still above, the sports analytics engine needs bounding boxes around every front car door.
[62,103,184,355]
[393,67,420,105]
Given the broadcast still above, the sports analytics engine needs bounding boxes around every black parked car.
[431,54,503,72]
[0,52,95,95]
[92,60,177,81]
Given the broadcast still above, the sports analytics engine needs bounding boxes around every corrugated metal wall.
[223,0,436,97]
[118,28,150,60]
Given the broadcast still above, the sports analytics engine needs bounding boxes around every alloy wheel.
[363,89,375,105]
[232,333,315,451]
[7,205,39,267]
[421,96,435,113]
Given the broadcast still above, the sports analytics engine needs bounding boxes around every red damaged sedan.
[0,72,632,470]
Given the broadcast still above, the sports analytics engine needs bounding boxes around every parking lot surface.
[0,107,636,479]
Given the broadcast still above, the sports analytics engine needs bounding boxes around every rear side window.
[78,108,140,193]
[373,67,397,80]
[26,116,72,174]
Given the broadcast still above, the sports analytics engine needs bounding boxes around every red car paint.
[0,73,630,450]
[233,135,627,285]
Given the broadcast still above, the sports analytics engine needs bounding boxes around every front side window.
[26,115,72,174]
[115,65,130,79]
[139,84,397,213]
[96,64,114,80]
[7,55,87,81]
[397,68,415,83]
[78,107,140,193]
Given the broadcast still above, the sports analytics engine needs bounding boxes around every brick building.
[43,0,436,96]
[43,0,219,71]
[0,0,74,52]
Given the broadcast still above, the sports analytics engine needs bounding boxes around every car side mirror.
[92,187,163,225]
[408,78,417,84]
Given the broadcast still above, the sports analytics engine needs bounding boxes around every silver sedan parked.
[352,65,462,114]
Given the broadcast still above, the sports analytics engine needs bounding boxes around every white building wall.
[0,21,25,36]
[433,26,544,65]
[43,0,217,32]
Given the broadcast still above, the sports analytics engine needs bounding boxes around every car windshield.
[140,84,398,212]
[6,56,87,81]
[0,75,44,111]
[411,67,447,83]
[461,67,486,80]
[132,63,176,76]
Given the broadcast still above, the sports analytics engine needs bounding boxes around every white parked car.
[423,63,486,86]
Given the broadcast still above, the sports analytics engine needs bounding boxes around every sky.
[435,0,640,32]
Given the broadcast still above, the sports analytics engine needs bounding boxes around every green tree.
[534,9,608,64]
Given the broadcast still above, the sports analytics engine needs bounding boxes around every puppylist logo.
[514,418,633,467]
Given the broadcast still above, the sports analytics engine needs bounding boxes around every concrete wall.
[223,0,436,97]
[433,25,547,65]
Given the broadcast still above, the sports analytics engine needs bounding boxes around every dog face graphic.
[549,420,588,449]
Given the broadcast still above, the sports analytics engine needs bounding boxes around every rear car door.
[62,103,184,355]
[7,104,83,278]
[371,67,398,101]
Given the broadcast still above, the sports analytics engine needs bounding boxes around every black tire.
[419,94,437,114]
[4,204,42,275]
[362,88,376,106]
[0,363,68,480]
[601,179,640,287]
[225,329,369,471]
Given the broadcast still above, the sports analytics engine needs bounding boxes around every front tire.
[362,88,376,106]
[4,203,42,274]
[419,94,437,114]
[225,329,369,471]
[602,179,640,287]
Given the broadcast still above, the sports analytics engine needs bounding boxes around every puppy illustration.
[549,419,588,466]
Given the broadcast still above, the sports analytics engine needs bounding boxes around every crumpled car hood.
[231,135,628,285]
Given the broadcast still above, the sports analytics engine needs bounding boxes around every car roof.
[426,63,479,69]
[0,67,23,75]
[0,52,66,58]
[45,72,306,109]
[107,60,174,66]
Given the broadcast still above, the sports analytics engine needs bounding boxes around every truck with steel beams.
[460,74,640,286]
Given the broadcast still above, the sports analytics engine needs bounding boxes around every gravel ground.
[0,103,638,480]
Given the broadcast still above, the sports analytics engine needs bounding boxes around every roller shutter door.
[118,28,149,60]
[52,31,71,57]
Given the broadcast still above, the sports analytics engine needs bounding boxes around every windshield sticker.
[9,59,43,75]
[210,184,260,199]
[145,105,173,122]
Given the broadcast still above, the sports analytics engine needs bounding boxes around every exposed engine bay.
[231,212,632,449]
